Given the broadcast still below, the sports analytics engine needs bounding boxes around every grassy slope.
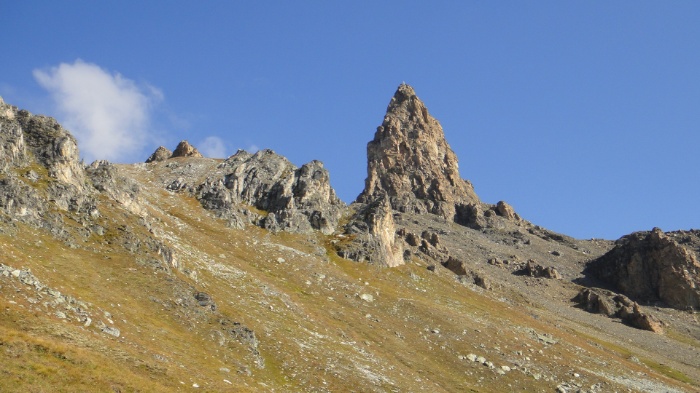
[0,162,697,392]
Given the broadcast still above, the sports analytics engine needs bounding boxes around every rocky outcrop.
[574,288,664,333]
[146,146,172,163]
[196,149,344,234]
[171,140,203,158]
[335,196,404,267]
[1,98,87,191]
[0,97,95,228]
[495,201,519,221]
[585,228,700,309]
[357,84,479,222]
[523,260,562,279]
[86,160,143,215]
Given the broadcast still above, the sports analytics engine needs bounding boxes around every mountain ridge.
[0,86,698,392]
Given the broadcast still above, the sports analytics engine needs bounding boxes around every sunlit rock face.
[357,83,479,223]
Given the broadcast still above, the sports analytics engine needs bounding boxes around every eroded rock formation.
[585,228,700,309]
[357,83,479,222]
[574,288,664,333]
[171,140,203,158]
[146,146,172,163]
[336,196,405,267]
[196,149,344,234]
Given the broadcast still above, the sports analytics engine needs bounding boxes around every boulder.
[495,201,519,221]
[574,288,664,333]
[524,260,561,279]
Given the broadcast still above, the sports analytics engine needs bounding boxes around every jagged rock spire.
[357,83,479,221]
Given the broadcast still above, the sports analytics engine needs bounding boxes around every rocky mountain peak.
[357,84,479,222]
[145,146,172,163]
[171,140,203,158]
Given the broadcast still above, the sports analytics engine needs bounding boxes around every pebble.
[360,294,374,302]
[467,354,478,362]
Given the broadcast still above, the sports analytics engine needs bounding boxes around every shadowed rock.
[585,227,700,309]
[574,288,664,333]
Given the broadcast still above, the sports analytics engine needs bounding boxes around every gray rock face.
[585,228,700,309]
[357,83,479,222]
[196,149,344,234]
[146,146,172,163]
[1,100,86,191]
[0,98,96,229]
[86,160,143,215]
[336,197,404,267]
[171,140,203,158]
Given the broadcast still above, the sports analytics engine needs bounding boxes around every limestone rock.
[171,140,203,158]
[585,228,700,309]
[196,149,344,234]
[357,83,479,222]
[1,100,87,191]
[86,160,143,215]
[146,146,172,163]
[0,99,96,229]
[336,196,404,267]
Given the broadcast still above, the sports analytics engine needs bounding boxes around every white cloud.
[199,136,227,158]
[33,59,160,163]
[247,144,260,153]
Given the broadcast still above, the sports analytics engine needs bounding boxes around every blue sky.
[2,1,699,240]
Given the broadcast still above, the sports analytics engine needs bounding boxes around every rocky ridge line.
[190,148,345,234]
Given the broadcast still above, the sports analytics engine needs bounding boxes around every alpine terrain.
[0,85,698,392]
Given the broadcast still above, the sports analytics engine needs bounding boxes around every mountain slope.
[0,91,698,392]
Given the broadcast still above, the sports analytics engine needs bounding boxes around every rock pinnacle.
[357,83,479,221]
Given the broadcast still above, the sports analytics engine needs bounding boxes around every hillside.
[0,88,698,392]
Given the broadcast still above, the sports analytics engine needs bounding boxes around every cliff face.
[357,83,479,222]
[586,228,700,309]
[199,149,345,235]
